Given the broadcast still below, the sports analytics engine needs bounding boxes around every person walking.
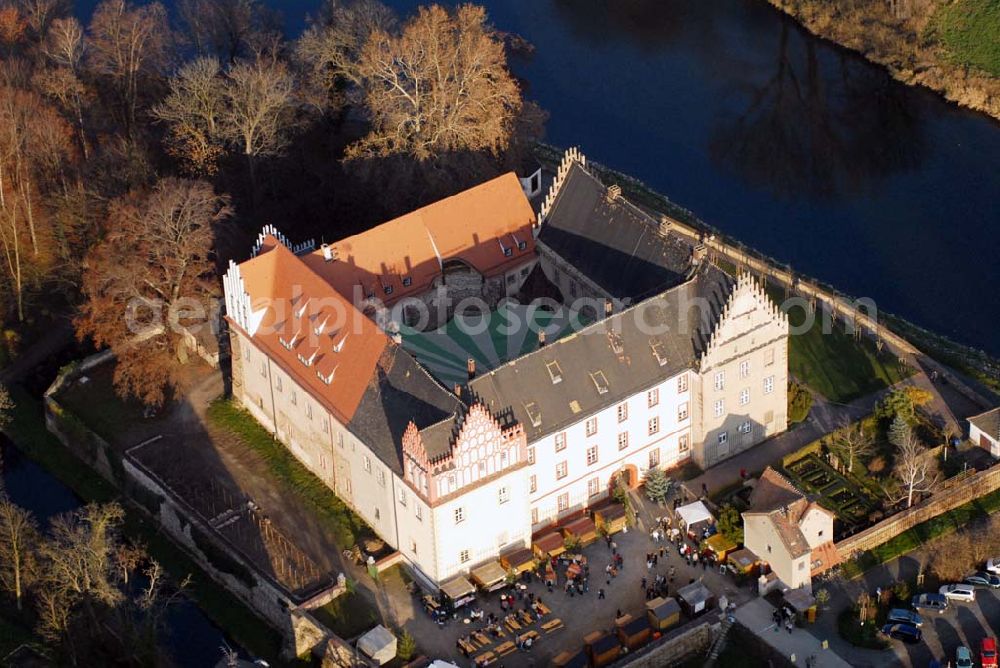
[598,588,606,600]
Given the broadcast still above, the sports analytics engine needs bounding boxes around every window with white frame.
[556,461,568,479]
[531,508,538,524]
[415,504,422,520]
[322,417,329,433]
[291,390,297,406]
[527,447,535,464]
[588,477,600,497]
[454,507,465,524]
[713,399,724,417]
[648,388,659,408]
[649,448,660,468]
[260,360,266,377]
[275,375,282,392]
[337,432,344,448]
[648,416,659,435]
[586,446,598,465]
[618,432,629,450]
[305,403,312,419]
[739,388,750,405]
[243,346,250,361]
[363,455,371,472]
[498,486,510,504]
[764,375,775,394]
[586,417,598,436]
[557,493,569,512]
[555,432,567,451]
[718,431,728,445]
[740,360,750,378]
[679,434,689,451]
[460,549,470,563]
[739,421,753,435]
[678,374,688,392]
[398,488,406,506]
[617,403,628,422]
[529,475,537,493]
[714,371,725,391]
[678,402,689,421]
[376,469,385,486]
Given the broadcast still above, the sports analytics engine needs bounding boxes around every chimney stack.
[454,384,463,398]
[538,330,546,346]
[467,358,476,379]
[605,300,613,317]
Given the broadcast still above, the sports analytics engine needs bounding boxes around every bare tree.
[294,0,395,113]
[36,17,90,159]
[15,0,70,41]
[76,178,231,406]
[349,4,522,160]
[830,421,875,473]
[152,56,226,174]
[87,0,171,138]
[890,431,939,508]
[178,0,279,63]
[0,494,38,611]
[221,52,296,193]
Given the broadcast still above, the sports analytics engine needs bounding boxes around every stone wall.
[836,462,1000,559]
[618,613,720,667]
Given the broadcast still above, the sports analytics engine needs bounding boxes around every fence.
[835,463,1000,558]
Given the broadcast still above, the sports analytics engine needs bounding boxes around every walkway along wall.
[835,463,1000,560]
[43,355,361,664]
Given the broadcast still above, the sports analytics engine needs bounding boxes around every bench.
[494,641,516,657]
[542,618,565,633]
[517,630,540,644]
[472,650,496,666]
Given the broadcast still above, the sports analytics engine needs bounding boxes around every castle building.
[222,149,789,586]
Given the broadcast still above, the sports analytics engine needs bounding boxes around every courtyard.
[376,489,753,665]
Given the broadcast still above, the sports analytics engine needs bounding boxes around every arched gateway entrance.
[611,464,640,491]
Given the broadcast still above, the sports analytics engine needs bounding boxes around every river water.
[72,0,1000,355]
[0,437,242,666]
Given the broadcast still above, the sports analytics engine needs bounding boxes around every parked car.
[986,558,1000,575]
[956,646,973,668]
[881,623,922,644]
[911,593,949,613]
[887,608,924,627]
[965,572,1000,588]
[983,638,999,668]
[939,584,977,602]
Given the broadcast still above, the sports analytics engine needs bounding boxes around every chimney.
[605,184,622,204]
[321,243,335,262]
[454,384,463,398]
[467,358,476,379]
[693,243,707,265]
[538,330,546,346]
[658,216,671,237]
[604,300,613,317]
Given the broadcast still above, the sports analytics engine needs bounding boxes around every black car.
[881,623,922,644]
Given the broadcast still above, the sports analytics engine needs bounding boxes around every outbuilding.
[645,596,681,630]
[357,625,397,665]
[677,581,715,617]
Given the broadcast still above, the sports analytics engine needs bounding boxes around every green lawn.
[312,590,380,640]
[931,0,1000,77]
[779,294,913,403]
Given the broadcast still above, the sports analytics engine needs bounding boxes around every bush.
[787,381,813,424]
[837,607,888,649]
[397,630,416,661]
[717,504,744,545]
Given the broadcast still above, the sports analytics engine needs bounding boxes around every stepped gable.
[538,160,695,300]
[467,264,733,442]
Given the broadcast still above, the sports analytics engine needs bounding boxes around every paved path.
[684,386,888,498]
[734,597,853,667]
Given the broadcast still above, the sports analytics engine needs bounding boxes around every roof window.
[590,371,609,395]
[650,339,668,366]
[545,360,563,384]
[524,402,542,427]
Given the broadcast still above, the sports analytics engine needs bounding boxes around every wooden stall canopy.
[470,561,509,592]
[727,547,760,574]
[646,596,681,630]
[440,575,476,608]
[500,547,536,574]
[551,649,589,668]
[594,504,628,535]
[532,531,566,558]
[561,515,598,546]
[705,533,737,559]
[584,630,622,668]
[616,614,652,650]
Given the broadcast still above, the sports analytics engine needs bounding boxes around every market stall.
[645,596,681,630]
[705,533,737,561]
[440,575,476,609]
[532,531,566,558]
[727,548,760,576]
[677,581,715,617]
[616,614,652,651]
[675,501,714,540]
[500,547,535,575]
[470,561,509,592]
[584,630,621,668]
[594,504,628,535]
[561,515,598,547]
[551,649,589,668]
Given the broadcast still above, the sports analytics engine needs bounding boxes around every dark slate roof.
[538,162,695,301]
[348,344,462,474]
[467,264,734,442]
[970,407,1000,440]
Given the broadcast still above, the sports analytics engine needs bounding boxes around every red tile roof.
[232,241,389,425]
[300,172,536,302]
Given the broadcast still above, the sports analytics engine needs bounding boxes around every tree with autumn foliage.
[349,3,522,160]
[76,178,231,406]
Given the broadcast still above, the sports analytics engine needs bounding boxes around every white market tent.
[357,625,397,665]
[675,501,714,529]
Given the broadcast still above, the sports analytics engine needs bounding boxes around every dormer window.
[294,298,309,319]
[317,367,336,385]
[503,247,513,257]
[313,316,329,336]
[402,276,412,287]
[297,350,318,367]
[384,285,393,295]
[332,333,347,353]
[545,360,563,384]
[518,240,527,251]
